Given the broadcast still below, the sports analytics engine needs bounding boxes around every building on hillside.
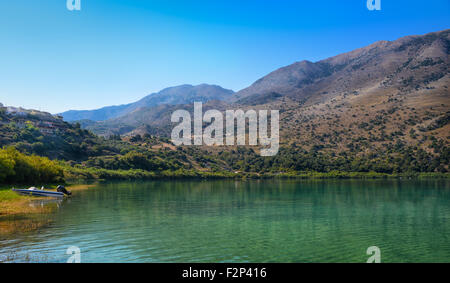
[41,121,55,128]
[6,107,27,117]
[14,121,27,129]
[36,120,67,135]
[36,121,56,135]
[39,128,55,135]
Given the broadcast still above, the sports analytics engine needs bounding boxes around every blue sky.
[0,0,449,113]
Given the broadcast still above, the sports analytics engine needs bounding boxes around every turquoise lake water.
[1,179,449,262]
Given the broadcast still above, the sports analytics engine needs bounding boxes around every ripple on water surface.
[1,179,449,263]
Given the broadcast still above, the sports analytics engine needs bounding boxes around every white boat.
[12,185,71,198]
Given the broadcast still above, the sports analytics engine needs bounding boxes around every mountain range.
[71,30,448,150]
[60,84,234,122]
[2,29,449,174]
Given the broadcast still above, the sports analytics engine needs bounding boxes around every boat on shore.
[12,185,72,198]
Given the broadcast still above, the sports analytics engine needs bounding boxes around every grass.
[0,187,54,235]
[0,184,94,236]
[0,187,52,216]
[0,188,23,202]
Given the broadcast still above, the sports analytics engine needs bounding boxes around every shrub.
[0,147,64,184]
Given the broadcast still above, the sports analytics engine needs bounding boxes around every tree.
[0,151,15,182]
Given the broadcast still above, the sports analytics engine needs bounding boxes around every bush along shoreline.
[1,146,449,186]
[61,166,450,181]
[0,147,64,185]
[0,146,448,230]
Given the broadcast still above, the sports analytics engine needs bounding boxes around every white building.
[6,107,27,116]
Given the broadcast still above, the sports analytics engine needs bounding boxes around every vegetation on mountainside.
[1,102,449,185]
[1,30,449,183]
[65,30,449,178]
[214,144,449,174]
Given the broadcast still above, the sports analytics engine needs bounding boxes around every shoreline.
[0,184,96,216]
[1,175,449,233]
[0,184,94,236]
[64,169,450,181]
[1,177,448,236]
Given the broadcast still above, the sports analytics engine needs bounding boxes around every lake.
[1,179,449,262]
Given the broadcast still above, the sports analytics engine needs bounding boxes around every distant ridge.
[82,29,449,154]
[60,84,234,122]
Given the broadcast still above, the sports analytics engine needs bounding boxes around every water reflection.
[28,198,64,209]
[0,179,449,262]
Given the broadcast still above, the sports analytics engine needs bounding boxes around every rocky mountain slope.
[84,30,449,145]
[267,29,450,152]
[50,29,449,173]
[3,30,448,175]
[60,84,234,122]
